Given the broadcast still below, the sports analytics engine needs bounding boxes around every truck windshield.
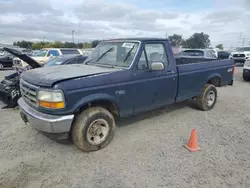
[84,41,139,68]
[33,49,48,57]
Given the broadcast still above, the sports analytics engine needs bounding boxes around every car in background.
[44,54,88,67]
[0,49,5,56]
[80,48,94,56]
[13,48,84,69]
[242,59,250,81]
[0,54,14,70]
[229,47,250,65]
[217,51,230,60]
[175,49,218,65]
[0,48,89,109]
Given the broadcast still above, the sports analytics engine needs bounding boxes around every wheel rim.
[0,64,3,69]
[206,90,215,106]
[87,119,110,145]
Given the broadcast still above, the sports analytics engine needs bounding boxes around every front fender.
[72,93,119,112]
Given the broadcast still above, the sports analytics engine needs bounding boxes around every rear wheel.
[72,107,116,152]
[196,84,217,111]
[0,63,4,70]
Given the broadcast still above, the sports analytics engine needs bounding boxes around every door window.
[144,43,169,67]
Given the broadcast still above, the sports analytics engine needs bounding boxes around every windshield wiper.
[123,45,135,63]
[96,47,114,62]
[85,47,114,65]
[84,59,95,65]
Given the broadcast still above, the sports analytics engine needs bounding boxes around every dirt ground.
[0,67,249,188]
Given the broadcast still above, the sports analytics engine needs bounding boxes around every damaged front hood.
[3,47,42,68]
[21,64,121,87]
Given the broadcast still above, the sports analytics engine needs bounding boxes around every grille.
[233,54,245,58]
[20,79,38,106]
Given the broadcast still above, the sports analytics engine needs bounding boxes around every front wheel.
[196,84,217,111]
[0,63,4,70]
[72,107,116,152]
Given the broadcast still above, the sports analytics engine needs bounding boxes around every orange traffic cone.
[184,129,201,152]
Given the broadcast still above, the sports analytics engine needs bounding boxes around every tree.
[52,41,64,48]
[216,44,223,50]
[13,40,33,48]
[63,42,77,48]
[91,40,101,48]
[184,32,211,49]
[168,34,184,47]
[82,42,92,48]
[32,42,44,50]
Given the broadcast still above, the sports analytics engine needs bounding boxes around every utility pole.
[165,32,168,39]
[72,30,75,43]
[230,44,233,51]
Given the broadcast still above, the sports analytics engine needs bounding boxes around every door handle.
[166,70,175,74]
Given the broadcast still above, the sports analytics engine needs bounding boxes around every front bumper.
[232,59,246,64]
[18,98,74,135]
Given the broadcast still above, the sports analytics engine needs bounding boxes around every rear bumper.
[18,98,74,136]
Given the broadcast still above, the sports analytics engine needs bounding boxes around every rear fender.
[207,73,221,86]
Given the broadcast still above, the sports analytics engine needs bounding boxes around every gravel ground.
[0,67,250,188]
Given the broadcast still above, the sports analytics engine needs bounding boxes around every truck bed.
[176,59,233,102]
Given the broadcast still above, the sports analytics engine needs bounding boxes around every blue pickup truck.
[17,38,234,152]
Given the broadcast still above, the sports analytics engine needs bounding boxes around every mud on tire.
[196,84,217,111]
[72,107,116,152]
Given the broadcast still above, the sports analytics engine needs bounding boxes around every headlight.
[244,60,250,66]
[37,90,65,109]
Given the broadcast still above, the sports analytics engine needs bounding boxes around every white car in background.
[229,47,250,65]
[80,48,94,56]
[12,48,84,68]
[243,59,250,81]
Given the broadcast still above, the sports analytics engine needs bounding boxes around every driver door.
[132,42,178,113]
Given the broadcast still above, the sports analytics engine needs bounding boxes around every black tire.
[72,107,116,152]
[243,75,250,81]
[196,84,217,111]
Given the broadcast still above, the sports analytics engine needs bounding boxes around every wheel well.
[207,77,221,87]
[77,100,119,116]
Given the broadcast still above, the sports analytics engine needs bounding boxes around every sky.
[0,0,249,48]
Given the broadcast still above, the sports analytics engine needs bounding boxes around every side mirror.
[150,62,165,71]
[50,54,54,57]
